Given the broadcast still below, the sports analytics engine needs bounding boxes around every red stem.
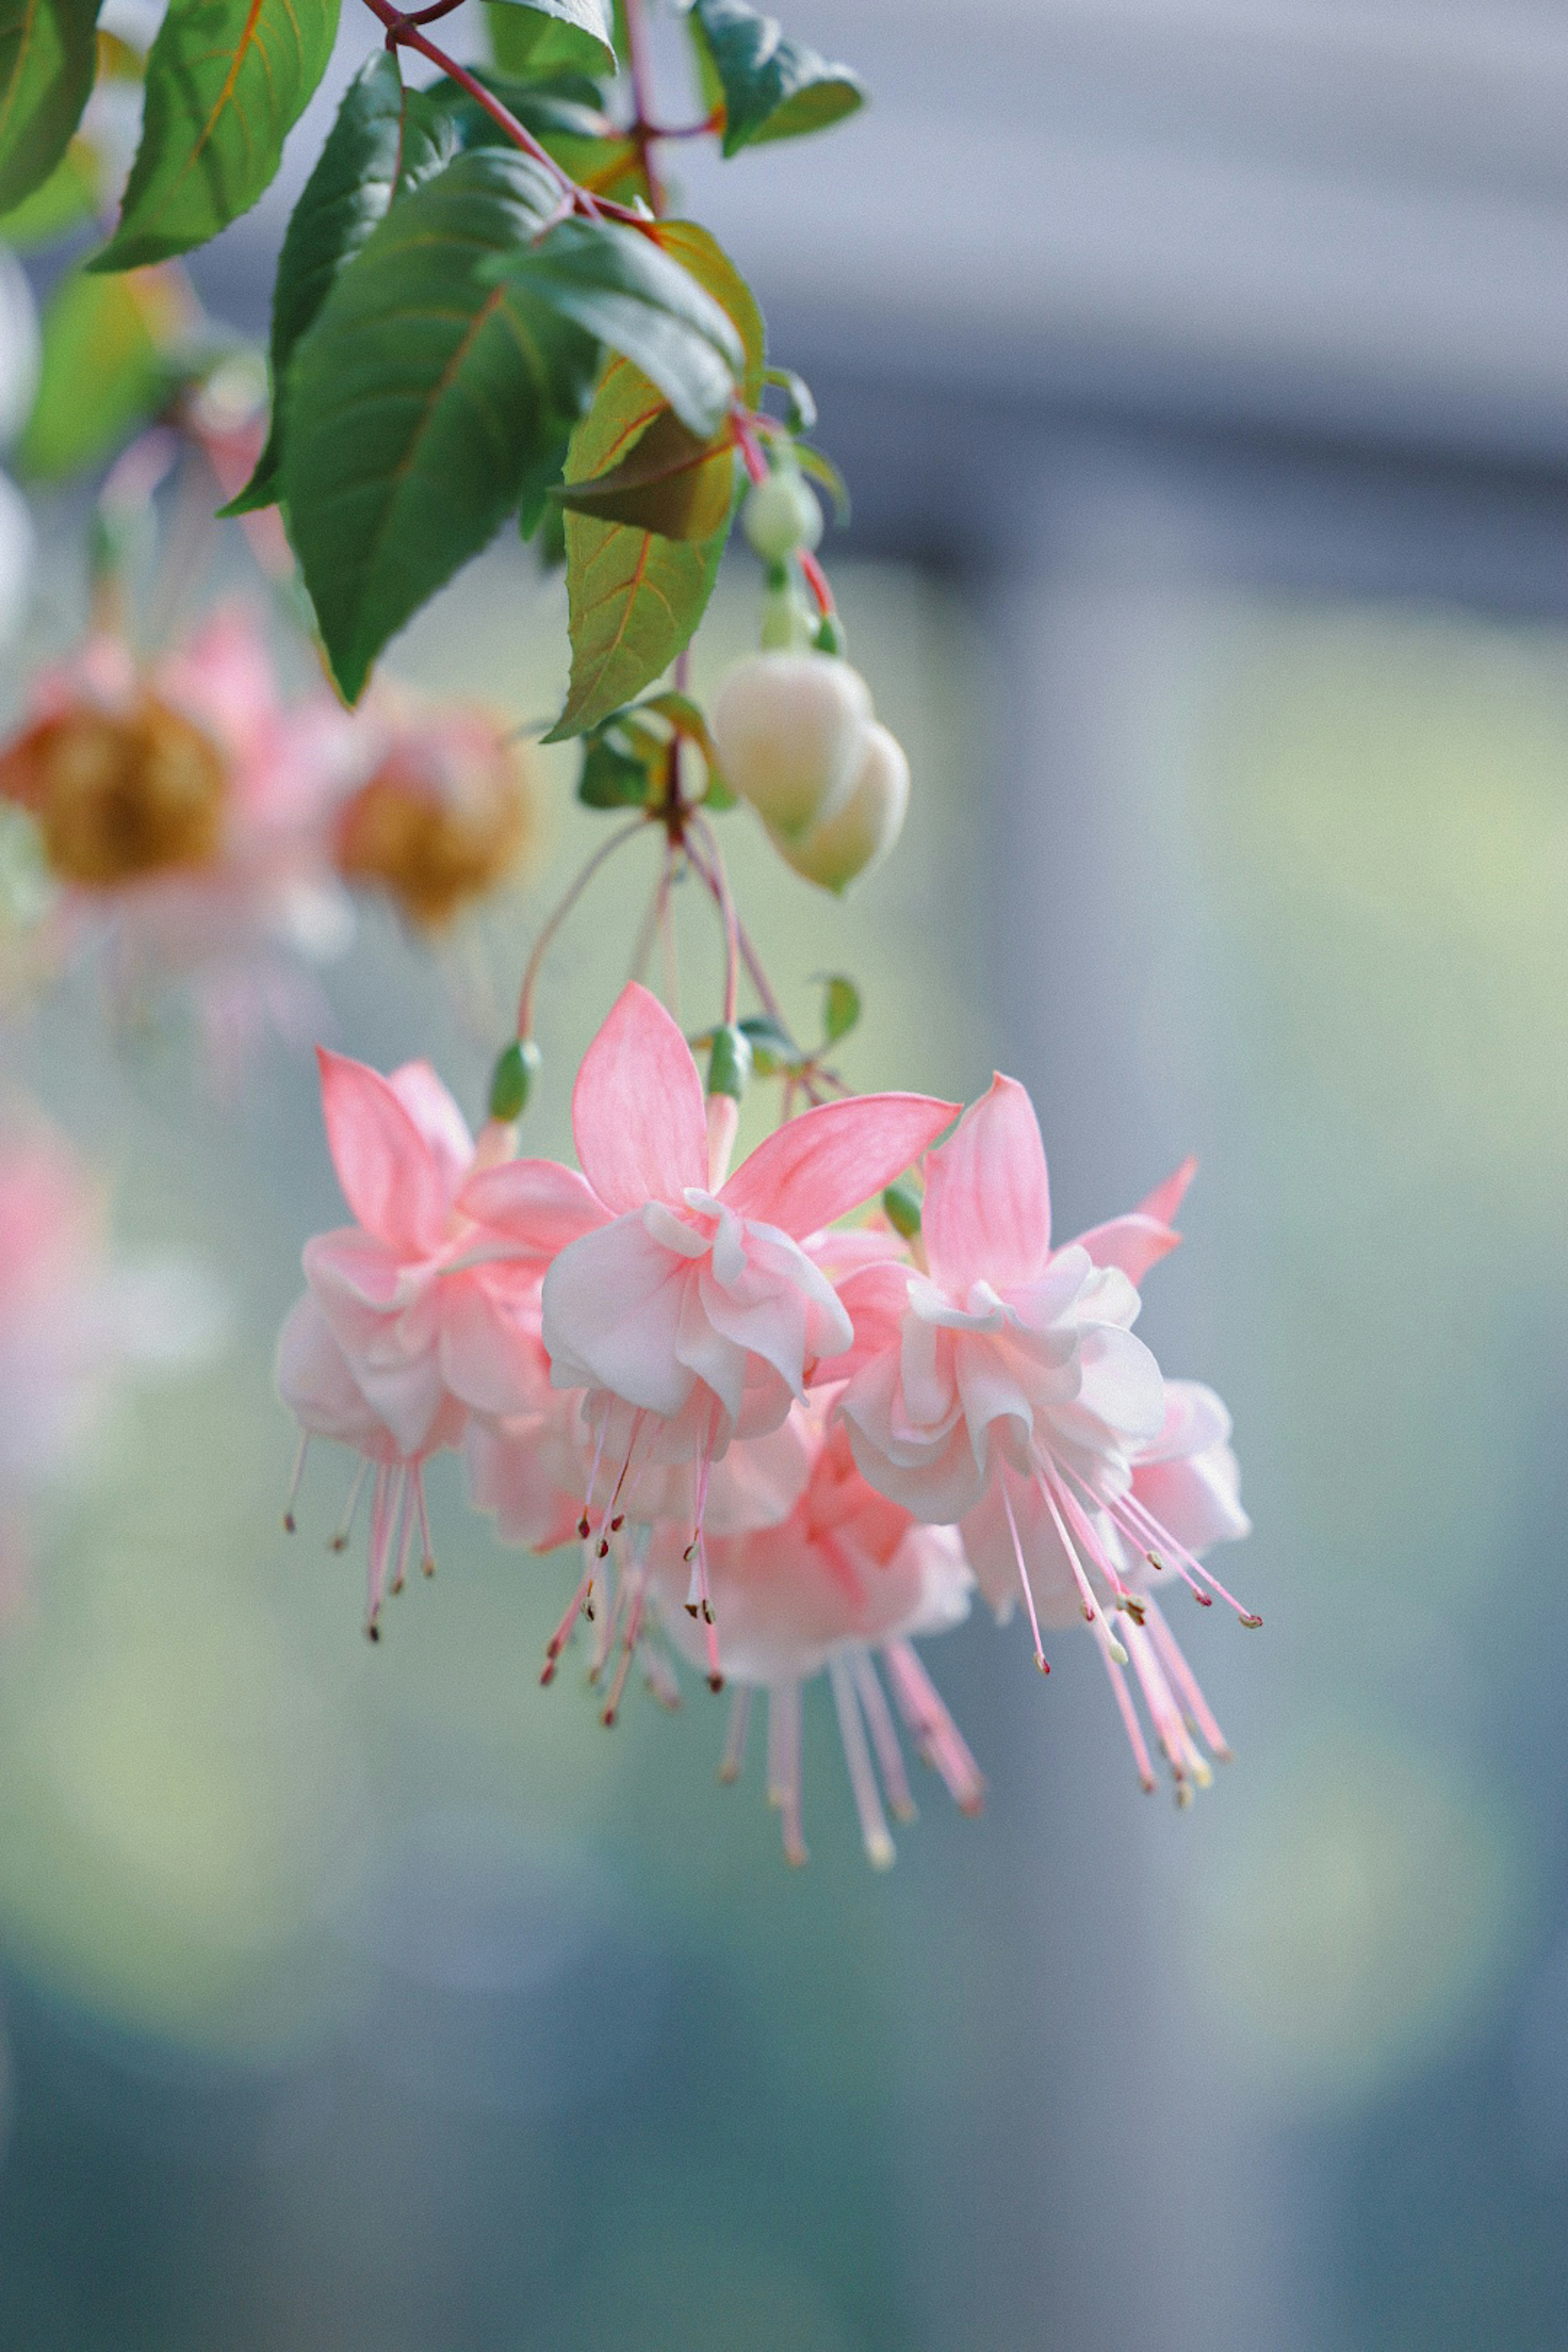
[361,0,655,225]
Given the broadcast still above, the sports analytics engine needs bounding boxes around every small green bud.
[490,1037,542,1121]
[882,1176,922,1240]
[813,612,846,657]
[743,467,824,563]
[707,1023,753,1101]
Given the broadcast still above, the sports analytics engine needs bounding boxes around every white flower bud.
[771,722,909,893]
[742,468,823,561]
[709,651,873,840]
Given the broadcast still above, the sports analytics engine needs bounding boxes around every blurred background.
[3,0,1568,2346]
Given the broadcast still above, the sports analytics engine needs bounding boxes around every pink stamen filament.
[882,1641,986,1814]
[830,1657,896,1868]
[1089,1616,1157,1793]
[601,1568,648,1726]
[1111,1483,1261,1624]
[718,1685,751,1782]
[773,1681,808,1866]
[283,1436,307,1532]
[851,1651,917,1824]
[640,1636,683,1711]
[1032,1462,1121,1646]
[414,1470,435,1577]
[541,1564,595,1684]
[999,1469,1051,1673]
[1144,1597,1232,1760]
[330,1458,370,1552]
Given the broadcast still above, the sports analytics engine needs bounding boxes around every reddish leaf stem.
[516,812,651,1039]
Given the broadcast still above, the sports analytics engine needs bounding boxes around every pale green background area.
[0,550,1565,2348]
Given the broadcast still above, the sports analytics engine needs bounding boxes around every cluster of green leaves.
[0,0,867,728]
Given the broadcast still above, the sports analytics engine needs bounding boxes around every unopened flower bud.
[709,652,873,841]
[489,1036,541,1121]
[742,467,823,562]
[706,1022,752,1100]
[770,721,909,893]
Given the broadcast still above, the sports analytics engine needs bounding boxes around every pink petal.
[571,983,706,1213]
[1071,1156,1197,1285]
[275,1292,392,1453]
[437,1273,551,1419]
[815,1258,912,1379]
[317,1047,448,1255]
[922,1075,1051,1296]
[388,1062,474,1205]
[457,1157,608,1256]
[720,1091,958,1239]
[540,1213,696,1416]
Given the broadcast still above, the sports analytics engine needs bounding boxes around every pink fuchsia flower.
[0,606,359,1080]
[276,1045,597,1633]
[961,1376,1252,1800]
[838,1075,1205,1663]
[332,685,538,932]
[0,1109,215,1613]
[467,982,956,1662]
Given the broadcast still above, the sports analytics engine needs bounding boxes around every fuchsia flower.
[0,606,360,1080]
[841,1074,1256,1795]
[466,983,956,1669]
[276,1046,592,1631]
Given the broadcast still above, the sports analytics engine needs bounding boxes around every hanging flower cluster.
[280,973,1255,1863]
[0,0,1264,1875]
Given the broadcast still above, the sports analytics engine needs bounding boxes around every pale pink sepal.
[1073,1154,1198,1285]
[721,1091,958,1239]
[317,1047,453,1256]
[921,1075,1050,1297]
[571,982,707,1214]
[458,1156,607,1256]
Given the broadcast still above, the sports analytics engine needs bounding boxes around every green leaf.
[548,220,763,739]
[793,439,850,523]
[685,0,864,158]
[552,405,734,538]
[737,1012,798,1075]
[578,730,654,806]
[0,128,97,246]
[486,0,614,78]
[484,219,744,439]
[0,0,99,214]
[17,263,184,478]
[282,147,600,703]
[763,361,815,432]
[225,53,460,515]
[91,0,340,271]
[820,973,860,1043]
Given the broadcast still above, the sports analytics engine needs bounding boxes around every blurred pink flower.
[333,685,538,931]
[0,1109,215,1612]
[0,605,360,1080]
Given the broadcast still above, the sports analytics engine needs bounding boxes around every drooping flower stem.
[687,810,739,1026]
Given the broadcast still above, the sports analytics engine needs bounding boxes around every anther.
[367,1621,380,1643]
[1239,1612,1263,1629]
[329,1534,347,1553]
[422,1555,435,1577]
[577,1513,591,1539]
[597,1538,609,1558]
[283,1512,296,1534]
[1123,1598,1147,1626]
[684,1601,699,1618]
[1036,1655,1051,1675]
[708,1673,724,1693]
[610,1515,624,1532]
[1192,1589,1213,1606]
